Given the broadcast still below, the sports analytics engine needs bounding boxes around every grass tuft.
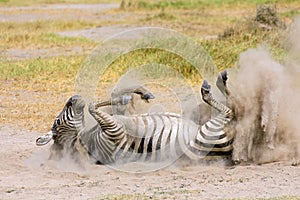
[0,56,83,81]
[122,0,300,10]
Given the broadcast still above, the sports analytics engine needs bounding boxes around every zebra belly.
[113,113,198,162]
[111,113,232,163]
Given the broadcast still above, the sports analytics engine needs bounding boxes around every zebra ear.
[75,101,85,115]
[69,95,85,114]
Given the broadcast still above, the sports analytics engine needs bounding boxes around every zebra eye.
[56,119,61,125]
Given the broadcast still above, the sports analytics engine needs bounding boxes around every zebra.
[36,71,234,164]
[35,85,154,161]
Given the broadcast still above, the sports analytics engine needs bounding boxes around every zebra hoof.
[201,80,211,92]
[142,92,155,102]
[220,70,228,82]
[36,131,53,146]
[89,102,96,111]
[121,95,132,105]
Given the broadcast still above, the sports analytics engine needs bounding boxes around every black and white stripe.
[188,77,234,160]
[87,71,234,162]
[36,71,235,164]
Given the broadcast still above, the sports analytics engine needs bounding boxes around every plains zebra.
[35,85,154,161]
[36,71,234,164]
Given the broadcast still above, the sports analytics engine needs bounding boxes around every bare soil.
[0,125,299,199]
[0,4,119,22]
[0,81,299,199]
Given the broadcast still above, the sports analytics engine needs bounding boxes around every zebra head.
[36,95,86,147]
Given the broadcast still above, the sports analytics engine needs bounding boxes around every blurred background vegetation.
[0,0,299,130]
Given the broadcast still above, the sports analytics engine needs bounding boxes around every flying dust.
[229,17,300,164]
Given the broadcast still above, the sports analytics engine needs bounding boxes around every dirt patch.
[1,75,300,198]
[57,24,137,41]
[1,81,299,199]
[0,4,120,22]
[0,46,89,61]
[0,125,299,199]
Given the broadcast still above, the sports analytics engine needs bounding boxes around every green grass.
[0,20,96,33]
[0,56,83,81]
[123,0,300,10]
[0,0,298,82]
[0,25,287,85]
[201,24,286,69]
[280,9,300,18]
[104,49,202,84]
[0,0,299,133]
[1,32,94,49]
[0,20,98,49]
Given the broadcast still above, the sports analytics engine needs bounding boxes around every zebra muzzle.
[36,131,53,146]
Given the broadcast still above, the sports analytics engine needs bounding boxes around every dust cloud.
[229,17,300,164]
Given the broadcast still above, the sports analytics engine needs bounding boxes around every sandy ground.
[1,3,300,200]
[0,84,299,199]
[1,125,299,199]
[0,4,120,22]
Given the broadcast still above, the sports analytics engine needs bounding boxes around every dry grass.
[0,0,300,132]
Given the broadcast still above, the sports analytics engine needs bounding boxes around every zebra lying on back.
[36,71,234,164]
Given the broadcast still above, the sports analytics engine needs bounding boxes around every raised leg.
[216,70,231,97]
[112,85,155,103]
[95,85,155,109]
[201,80,233,119]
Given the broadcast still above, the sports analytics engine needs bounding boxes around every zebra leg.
[201,80,233,118]
[113,85,155,103]
[93,85,155,115]
[216,70,231,97]
[87,102,127,163]
[187,80,235,161]
[94,94,133,108]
